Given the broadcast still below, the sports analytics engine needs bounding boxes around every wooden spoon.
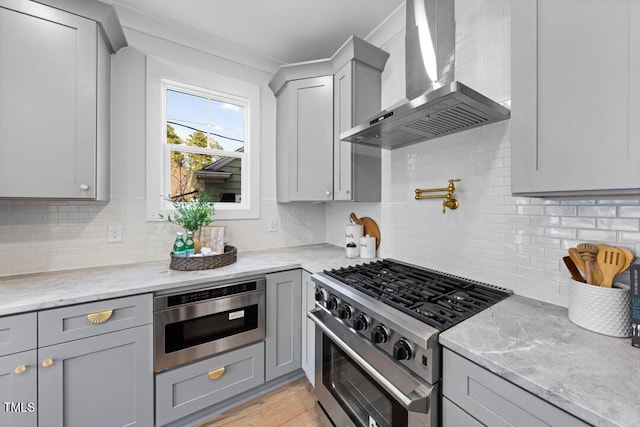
[597,246,627,287]
[576,243,598,285]
[563,256,586,283]
[598,244,634,276]
[568,247,585,274]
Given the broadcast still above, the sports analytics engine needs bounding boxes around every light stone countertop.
[3,245,637,426]
[439,295,640,427]
[0,244,360,316]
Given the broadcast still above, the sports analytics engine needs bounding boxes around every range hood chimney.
[341,0,510,149]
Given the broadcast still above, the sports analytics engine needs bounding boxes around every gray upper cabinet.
[269,35,388,203]
[274,74,334,202]
[332,37,388,202]
[511,0,640,196]
[0,0,124,200]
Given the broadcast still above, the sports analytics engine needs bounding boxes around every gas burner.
[324,259,511,331]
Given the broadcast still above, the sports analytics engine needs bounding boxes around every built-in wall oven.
[154,276,266,372]
[310,260,511,427]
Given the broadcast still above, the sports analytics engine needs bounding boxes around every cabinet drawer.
[0,313,36,357]
[443,349,589,427]
[155,341,265,426]
[38,294,152,346]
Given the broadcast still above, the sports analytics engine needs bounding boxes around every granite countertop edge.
[0,243,359,316]
[439,295,639,427]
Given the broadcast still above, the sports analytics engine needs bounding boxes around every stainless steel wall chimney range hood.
[341,0,510,149]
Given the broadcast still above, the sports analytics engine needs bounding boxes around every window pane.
[169,150,242,203]
[210,100,245,152]
[167,90,208,125]
[197,156,243,203]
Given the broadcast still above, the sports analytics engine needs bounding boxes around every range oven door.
[309,308,438,427]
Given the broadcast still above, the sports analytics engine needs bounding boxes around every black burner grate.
[325,259,511,330]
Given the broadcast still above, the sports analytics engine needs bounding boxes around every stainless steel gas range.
[309,259,511,427]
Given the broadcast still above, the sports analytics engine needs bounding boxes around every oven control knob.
[354,314,370,331]
[326,296,340,311]
[338,304,353,320]
[314,288,327,303]
[393,339,413,361]
[371,324,390,344]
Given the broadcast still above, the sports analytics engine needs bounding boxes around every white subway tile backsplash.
[578,206,617,217]
[597,218,639,231]
[619,206,640,218]
[576,229,618,242]
[560,217,596,229]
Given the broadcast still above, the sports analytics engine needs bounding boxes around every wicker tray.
[169,245,237,271]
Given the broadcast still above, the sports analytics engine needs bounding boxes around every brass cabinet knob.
[41,358,54,368]
[14,365,27,374]
[207,367,225,380]
[86,309,114,324]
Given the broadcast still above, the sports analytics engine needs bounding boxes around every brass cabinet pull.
[86,309,114,324]
[41,359,54,368]
[14,365,27,374]
[207,367,225,380]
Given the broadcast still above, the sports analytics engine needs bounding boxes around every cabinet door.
[0,0,99,199]
[334,61,382,202]
[300,270,316,386]
[512,0,640,195]
[443,349,589,427]
[0,350,37,427]
[280,77,333,202]
[265,270,302,382]
[38,325,153,427]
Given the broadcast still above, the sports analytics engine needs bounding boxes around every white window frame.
[146,56,260,220]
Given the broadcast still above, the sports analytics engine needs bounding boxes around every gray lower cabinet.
[265,270,302,382]
[0,313,38,427]
[0,350,37,427]
[155,341,265,426]
[300,270,315,386]
[37,325,153,427]
[443,349,589,427]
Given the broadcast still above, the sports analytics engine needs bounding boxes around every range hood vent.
[341,0,510,150]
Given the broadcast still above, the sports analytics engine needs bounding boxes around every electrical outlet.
[268,218,278,232]
[107,224,123,243]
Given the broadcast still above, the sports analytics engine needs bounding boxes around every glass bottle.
[184,231,195,256]
[173,232,186,257]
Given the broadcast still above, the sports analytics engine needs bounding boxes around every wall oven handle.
[308,308,430,412]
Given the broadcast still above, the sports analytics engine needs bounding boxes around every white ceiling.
[107,0,405,65]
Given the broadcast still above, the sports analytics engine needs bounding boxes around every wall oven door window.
[310,309,437,427]
[154,277,266,372]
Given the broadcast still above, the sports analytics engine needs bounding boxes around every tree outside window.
[164,85,245,204]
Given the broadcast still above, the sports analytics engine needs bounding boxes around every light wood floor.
[197,377,333,427]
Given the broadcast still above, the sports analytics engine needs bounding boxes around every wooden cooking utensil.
[563,256,586,283]
[568,247,585,274]
[576,243,598,285]
[597,244,634,278]
[597,246,627,288]
[349,212,381,249]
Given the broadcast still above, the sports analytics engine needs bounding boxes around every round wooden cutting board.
[350,212,380,249]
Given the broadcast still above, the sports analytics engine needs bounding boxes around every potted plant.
[159,197,215,253]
